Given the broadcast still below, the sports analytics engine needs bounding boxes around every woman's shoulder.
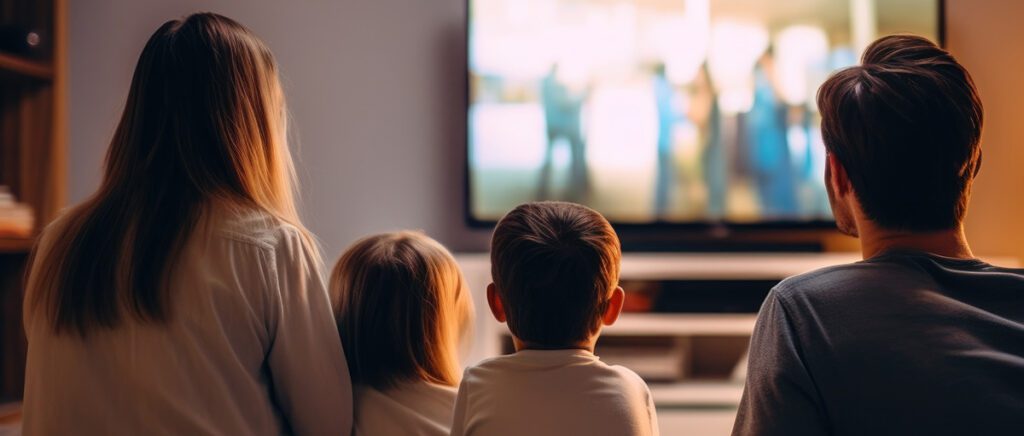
[209,205,305,251]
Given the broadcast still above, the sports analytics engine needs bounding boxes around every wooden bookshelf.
[0,0,66,403]
[0,401,20,426]
[0,51,53,80]
[0,237,34,254]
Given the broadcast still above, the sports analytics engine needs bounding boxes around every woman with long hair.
[21,13,352,435]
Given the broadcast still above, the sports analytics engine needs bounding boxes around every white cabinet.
[455,252,861,435]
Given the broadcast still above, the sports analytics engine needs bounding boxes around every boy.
[451,201,659,436]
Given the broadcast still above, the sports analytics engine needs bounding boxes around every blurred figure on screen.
[746,51,797,217]
[695,64,726,219]
[653,63,679,218]
[538,64,589,202]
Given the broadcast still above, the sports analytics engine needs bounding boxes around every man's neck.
[857,221,974,260]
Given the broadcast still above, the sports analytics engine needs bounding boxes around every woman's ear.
[486,283,507,323]
[601,286,625,326]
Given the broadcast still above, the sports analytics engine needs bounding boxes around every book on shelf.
[0,185,34,238]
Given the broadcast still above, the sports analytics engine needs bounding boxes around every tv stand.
[622,239,824,253]
[456,251,860,434]
[614,225,853,253]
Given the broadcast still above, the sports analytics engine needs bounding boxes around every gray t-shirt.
[733,250,1024,436]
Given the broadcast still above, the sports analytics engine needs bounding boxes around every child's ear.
[601,286,625,326]
[486,283,507,323]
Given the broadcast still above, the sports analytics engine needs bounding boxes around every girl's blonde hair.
[331,231,473,389]
[28,13,311,336]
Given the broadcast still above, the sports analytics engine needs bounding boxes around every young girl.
[332,231,473,436]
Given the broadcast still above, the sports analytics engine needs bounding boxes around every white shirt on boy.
[451,349,659,436]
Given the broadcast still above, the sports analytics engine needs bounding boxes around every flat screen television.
[466,0,942,229]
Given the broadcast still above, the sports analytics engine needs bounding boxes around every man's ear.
[486,283,507,323]
[601,286,625,326]
[827,153,852,196]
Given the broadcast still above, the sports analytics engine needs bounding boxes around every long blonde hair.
[28,13,309,336]
[331,231,473,389]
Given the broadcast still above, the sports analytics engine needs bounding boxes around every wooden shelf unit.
[0,0,67,404]
[0,237,34,254]
[0,51,53,80]
[0,400,21,427]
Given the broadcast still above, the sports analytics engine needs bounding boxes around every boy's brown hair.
[817,34,983,231]
[490,201,621,348]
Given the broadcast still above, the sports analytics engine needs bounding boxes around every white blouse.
[353,381,458,436]
[21,208,352,436]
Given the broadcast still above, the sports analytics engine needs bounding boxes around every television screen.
[467,0,941,224]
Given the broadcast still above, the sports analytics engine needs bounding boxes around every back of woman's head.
[331,232,473,390]
[29,13,304,336]
[108,12,295,211]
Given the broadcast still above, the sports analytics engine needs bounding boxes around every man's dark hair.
[817,34,984,230]
[490,201,621,348]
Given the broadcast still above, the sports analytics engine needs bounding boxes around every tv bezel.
[463,0,946,236]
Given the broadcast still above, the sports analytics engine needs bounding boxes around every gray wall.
[69,0,490,258]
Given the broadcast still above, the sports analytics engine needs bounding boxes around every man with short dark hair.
[733,35,1024,436]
